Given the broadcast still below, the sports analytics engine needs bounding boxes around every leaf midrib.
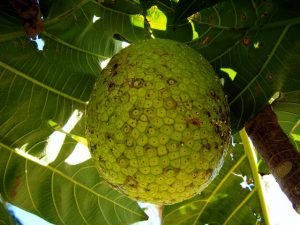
[229,24,292,106]
[42,32,107,59]
[223,187,257,225]
[0,61,87,106]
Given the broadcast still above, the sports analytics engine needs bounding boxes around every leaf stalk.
[240,128,271,225]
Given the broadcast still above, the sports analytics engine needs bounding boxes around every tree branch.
[245,104,300,214]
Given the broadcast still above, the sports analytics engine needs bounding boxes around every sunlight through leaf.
[146,6,167,31]
[220,68,237,81]
[42,110,83,164]
[64,142,91,165]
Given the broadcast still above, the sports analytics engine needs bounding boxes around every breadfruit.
[86,38,231,204]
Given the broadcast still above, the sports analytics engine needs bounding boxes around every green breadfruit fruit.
[86,38,231,204]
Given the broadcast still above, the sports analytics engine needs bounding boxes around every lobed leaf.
[185,0,300,133]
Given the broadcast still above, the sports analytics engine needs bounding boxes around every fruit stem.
[245,104,300,214]
[240,128,271,225]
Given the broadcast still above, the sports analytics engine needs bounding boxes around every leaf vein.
[0,61,87,105]
[0,142,144,217]
[229,25,291,106]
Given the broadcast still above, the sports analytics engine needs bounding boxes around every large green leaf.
[162,130,268,225]
[185,0,300,133]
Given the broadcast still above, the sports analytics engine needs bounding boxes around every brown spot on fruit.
[204,111,211,117]
[110,63,119,76]
[108,82,115,90]
[202,143,211,150]
[128,78,145,88]
[210,90,220,101]
[186,118,202,128]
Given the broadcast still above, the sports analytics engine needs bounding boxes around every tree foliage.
[0,0,299,224]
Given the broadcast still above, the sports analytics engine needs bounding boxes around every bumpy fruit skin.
[86,39,230,204]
